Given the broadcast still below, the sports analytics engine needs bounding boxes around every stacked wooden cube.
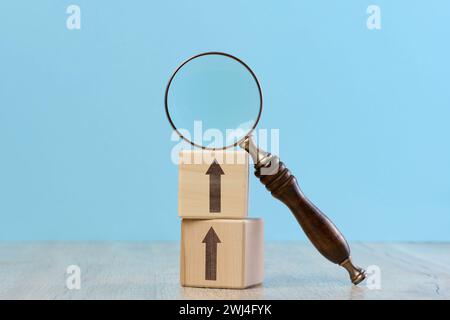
[178,150,264,289]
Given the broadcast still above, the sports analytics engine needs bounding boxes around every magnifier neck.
[239,135,272,168]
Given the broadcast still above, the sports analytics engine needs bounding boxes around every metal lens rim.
[164,51,263,150]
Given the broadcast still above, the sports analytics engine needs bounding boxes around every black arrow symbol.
[202,227,221,281]
[205,159,224,213]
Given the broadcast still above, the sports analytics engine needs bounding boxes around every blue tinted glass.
[167,54,261,149]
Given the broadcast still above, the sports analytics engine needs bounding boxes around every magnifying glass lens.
[166,53,262,149]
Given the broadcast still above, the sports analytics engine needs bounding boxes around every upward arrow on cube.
[205,159,224,213]
[202,227,221,281]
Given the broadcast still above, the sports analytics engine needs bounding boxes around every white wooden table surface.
[0,242,448,300]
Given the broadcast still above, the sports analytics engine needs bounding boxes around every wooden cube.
[180,218,264,289]
[178,150,249,219]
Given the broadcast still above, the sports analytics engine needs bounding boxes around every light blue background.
[1,1,449,241]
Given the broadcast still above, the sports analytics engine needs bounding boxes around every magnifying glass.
[165,52,365,284]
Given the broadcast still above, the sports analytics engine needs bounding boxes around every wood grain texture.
[254,158,364,284]
[0,242,449,299]
[180,219,264,289]
[178,150,248,219]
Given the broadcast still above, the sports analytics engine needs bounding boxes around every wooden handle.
[255,157,366,285]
